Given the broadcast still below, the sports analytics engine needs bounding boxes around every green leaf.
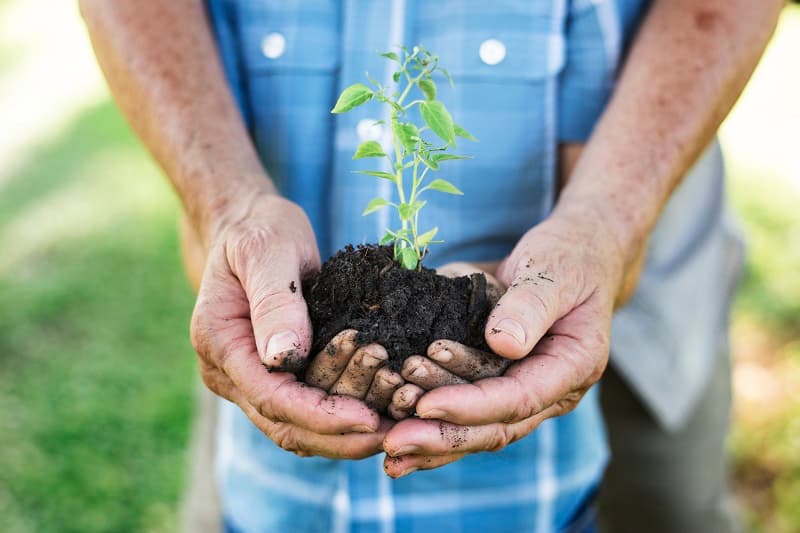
[331,83,374,113]
[353,140,386,160]
[393,71,402,83]
[431,153,472,162]
[453,123,478,142]
[417,227,439,247]
[379,231,396,245]
[420,100,455,146]
[439,67,455,87]
[381,51,400,62]
[427,178,463,195]
[398,247,419,270]
[392,121,419,153]
[362,197,390,216]
[355,170,398,183]
[398,200,426,221]
[418,78,437,101]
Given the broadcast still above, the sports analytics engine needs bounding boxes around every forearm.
[556,0,783,268]
[81,0,274,245]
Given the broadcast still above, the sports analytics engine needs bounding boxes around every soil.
[302,244,492,371]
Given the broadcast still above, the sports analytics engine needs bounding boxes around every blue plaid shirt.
[208,1,655,531]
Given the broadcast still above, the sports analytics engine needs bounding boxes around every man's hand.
[305,330,405,413]
[383,207,626,476]
[190,193,387,458]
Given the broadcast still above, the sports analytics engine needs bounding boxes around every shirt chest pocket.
[409,3,567,259]
[235,0,341,215]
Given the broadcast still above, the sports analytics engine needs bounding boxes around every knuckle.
[200,369,227,399]
[272,424,301,453]
[189,310,213,357]
[506,378,542,422]
[587,361,606,385]
[250,288,300,322]
[487,426,513,452]
[228,225,283,264]
[555,390,585,416]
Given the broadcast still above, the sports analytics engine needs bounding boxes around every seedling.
[331,45,477,270]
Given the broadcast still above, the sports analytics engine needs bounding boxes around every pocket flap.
[237,2,341,73]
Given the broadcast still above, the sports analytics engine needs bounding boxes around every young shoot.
[331,45,478,270]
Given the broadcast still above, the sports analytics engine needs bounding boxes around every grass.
[0,4,797,533]
[0,102,197,532]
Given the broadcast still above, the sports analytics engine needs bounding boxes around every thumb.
[228,240,318,373]
[485,259,563,359]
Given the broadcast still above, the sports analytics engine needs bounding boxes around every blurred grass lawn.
[0,2,798,532]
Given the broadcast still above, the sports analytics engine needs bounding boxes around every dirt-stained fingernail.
[392,445,420,456]
[398,466,419,478]
[380,372,403,386]
[362,353,386,368]
[429,349,453,363]
[351,424,376,433]
[493,319,526,346]
[267,330,299,358]
[418,408,447,419]
[409,365,428,379]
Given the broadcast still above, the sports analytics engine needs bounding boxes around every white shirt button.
[261,33,286,59]
[479,38,506,66]
[356,118,384,142]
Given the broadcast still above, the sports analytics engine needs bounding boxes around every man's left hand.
[383,206,629,477]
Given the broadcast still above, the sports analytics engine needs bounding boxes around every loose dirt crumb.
[289,280,297,293]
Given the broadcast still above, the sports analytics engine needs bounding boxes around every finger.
[201,366,389,459]
[388,383,425,420]
[484,261,565,360]
[226,237,315,373]
[383,414,549,458]
[427,340,511,381]
[417,303,606,425]
[304,329,359,389]
[364,367,404,412]
[383,453,465,478]
[401,355,468,390]
[221,337,380,433]
[330,344,388,399]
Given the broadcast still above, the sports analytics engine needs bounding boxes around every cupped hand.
[383,207,628,476]
[190,193,387,458]
[304,329,405,413]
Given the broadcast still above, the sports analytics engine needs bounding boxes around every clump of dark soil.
[303,244,491,371]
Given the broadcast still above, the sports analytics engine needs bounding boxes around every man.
[81,0,783,531]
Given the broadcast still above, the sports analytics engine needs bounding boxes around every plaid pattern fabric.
[206,1,661,532]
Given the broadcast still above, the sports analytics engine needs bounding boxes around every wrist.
[193,173,277,249]
[545,198,631,291]
[552,188,648,272]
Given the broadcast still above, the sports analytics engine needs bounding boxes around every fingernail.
[267,330,299,358]
[362,353,386,368]
[393,445,420,456]
[398,466,419,478]
[409,365,428,379]
[494,319,526,346]
[351,424,376,433]
[418,409,447,419]
[429,349,452,363]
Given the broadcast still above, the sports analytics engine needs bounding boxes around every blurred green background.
[0,1,798,532]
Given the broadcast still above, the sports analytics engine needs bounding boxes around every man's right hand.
[189,193,388,459]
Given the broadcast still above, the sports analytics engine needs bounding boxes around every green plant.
[331,45,477,270]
